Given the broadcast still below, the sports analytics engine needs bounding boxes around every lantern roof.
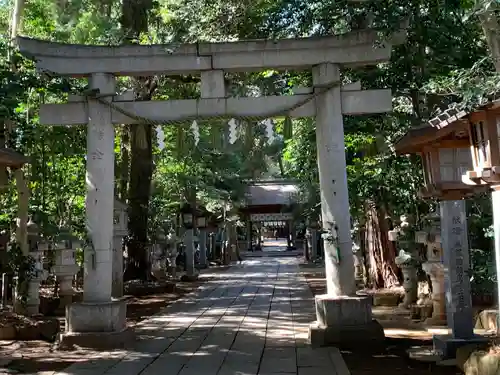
[395,121,469,154]
[394,100,500,155]
[0,148,29,168]
[393,101,500,200]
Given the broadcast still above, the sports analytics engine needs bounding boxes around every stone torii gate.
[17,29,399,347]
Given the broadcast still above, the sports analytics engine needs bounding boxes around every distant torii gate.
[17,29,399,348]
[240,180,298,250]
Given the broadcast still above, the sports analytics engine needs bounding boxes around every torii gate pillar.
[60,73,134,348]
[309,63,384,347]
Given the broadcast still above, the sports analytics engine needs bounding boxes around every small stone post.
[184,229,196,277]
[198,229,208,268]
[256,222,262,249]
[208,232,215,261]
[246,220,252,251]
[306,227,318,261]
[287,220,293,248]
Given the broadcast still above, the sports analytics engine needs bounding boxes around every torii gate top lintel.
[16,29,402,77]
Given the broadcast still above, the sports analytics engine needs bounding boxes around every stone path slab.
[53,257,350,375]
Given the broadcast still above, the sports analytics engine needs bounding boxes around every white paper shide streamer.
[191,120,200,145]
[228,118,238,144]
[263,119,275,145]
[156,125,165,150]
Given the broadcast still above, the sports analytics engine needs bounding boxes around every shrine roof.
[245,181,298,206]
[0,148,29,168]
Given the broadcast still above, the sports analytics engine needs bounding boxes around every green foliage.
[424,56,500,110]
[4,242,36,304]
[470,248,496,297]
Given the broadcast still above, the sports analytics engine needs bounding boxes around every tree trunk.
[124,123,153,280]
[10,0,24,44]
[364,200,400,288]
[120,0,156,281]
[478,7,500,73]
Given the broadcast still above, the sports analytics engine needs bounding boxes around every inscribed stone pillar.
[439,200,473,338]
[312,63,356,296]
[199,229,207,268]
[84,73,115,303]
[433,200,486,358]
[184,229,195,276]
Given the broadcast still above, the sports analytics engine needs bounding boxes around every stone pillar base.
[151,269,167,281]
[424,315,447,326]
[58,298,134,349]
[308,294,385,348]
[433,334,489,359]
[56,294,74,314]
[180,273,199,282]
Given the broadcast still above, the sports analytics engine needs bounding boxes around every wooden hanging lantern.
[395,113,484,200]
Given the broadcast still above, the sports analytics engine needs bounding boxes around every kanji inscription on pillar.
[448,215,470,312]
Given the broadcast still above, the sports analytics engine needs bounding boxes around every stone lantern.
[305,219,319,261]
[166,228,179,279]
[196,208,209,268]
[24,219,48,315]
[151,228,167,280]
[393,215,419,309]
[52,228,81,310]
[112,200,128,298]
[419,211,446,325]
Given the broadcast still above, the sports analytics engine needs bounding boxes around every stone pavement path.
[57,257,349,375]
